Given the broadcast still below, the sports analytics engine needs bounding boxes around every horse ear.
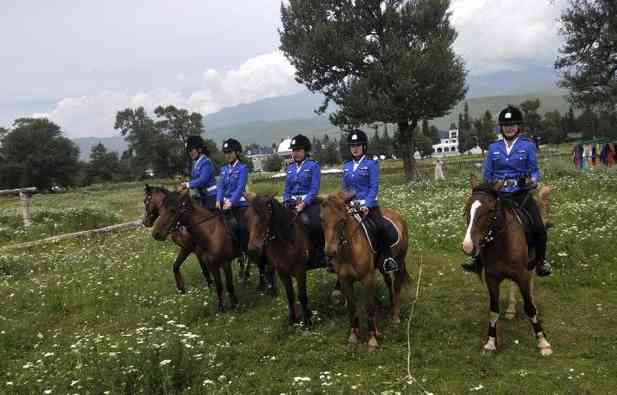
[469,175,478,190]
[145,184,151,192]
[493,180,504,191]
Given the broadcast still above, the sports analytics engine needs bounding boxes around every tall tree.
[154,105,205,176]
[86,143,123,184]
[280,0,466,180]
[556,0,617,111]
[0,118,79,189]
[520,98,542,136]
[473,110,496,153]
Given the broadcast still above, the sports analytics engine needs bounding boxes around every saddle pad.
[360,216,401,254]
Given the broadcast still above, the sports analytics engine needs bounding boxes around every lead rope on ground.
[404,254,429,393]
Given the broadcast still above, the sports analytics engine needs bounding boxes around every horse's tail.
[537,185,551,227]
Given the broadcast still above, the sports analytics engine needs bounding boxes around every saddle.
[351,208,400,254]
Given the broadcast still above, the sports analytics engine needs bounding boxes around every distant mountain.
[204,91,331,130]
[73,91,572,160]
[74,136,128,161]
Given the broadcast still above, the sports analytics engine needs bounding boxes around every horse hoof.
[217,304,225,313]
[348,334,359,346]
[331,290,343,305]
[483,342,497,353]
[368,337,379,352]
[505,310,516,320]
[392,316,401,325]
[539,346,553,356]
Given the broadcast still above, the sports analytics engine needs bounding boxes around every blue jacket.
[216,160,249,207]
[187,155,217,199]
[283,159,321,205]
[342,156,379,208]
[483,136,540,193]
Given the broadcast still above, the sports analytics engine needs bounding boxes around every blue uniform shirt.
[342,156,379,208]
[216,160,249,207]
[483,136,540,193]
[187,155,217,199]
[283,159,321,205]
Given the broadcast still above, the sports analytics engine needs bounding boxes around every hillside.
[73,92,572,159]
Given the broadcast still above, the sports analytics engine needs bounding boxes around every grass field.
[1,157,616,394]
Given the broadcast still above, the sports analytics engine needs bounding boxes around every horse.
[143,185,213,292]
[461,178,553,356]
[151,190,241,312]
[245,195,318,328]
[320,192,409,352]
[144,185,265,292]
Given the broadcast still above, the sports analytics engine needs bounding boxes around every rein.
[166,198,220,233]
[471,190,506,249]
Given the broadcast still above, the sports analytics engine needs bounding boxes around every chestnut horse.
[461,179,553,356]
[320,192,409,352]
[152,190,241,312]
[245,195,315,328]
[143,185,213,292]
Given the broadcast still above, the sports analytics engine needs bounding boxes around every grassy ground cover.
[1,160,615,393]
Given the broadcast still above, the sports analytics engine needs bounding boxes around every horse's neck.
[344,211,370,255]
[189,203,223,236]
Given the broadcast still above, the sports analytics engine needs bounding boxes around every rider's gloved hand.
[360,207,369,216]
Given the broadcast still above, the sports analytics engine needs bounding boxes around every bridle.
[470,190,505,250]
[162,195,219,234]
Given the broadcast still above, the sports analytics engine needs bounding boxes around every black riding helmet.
[290,134,311,151]
[347,129,368,146]
[222,138,242,153]
[186,135,206,150]
[498,105,524,126]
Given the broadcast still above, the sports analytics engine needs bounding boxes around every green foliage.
[556,0,617,110]
[0,118,80,189]
[263,154,284,172]
[86,143,127,184]
[279,0,467,180]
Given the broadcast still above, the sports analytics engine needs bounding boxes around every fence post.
[19,191,33,228]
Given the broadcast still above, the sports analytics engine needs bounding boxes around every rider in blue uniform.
[182,135,217,209]
[342,129,398,273]
[282,134,325,268]
[462,105,552,276]
[216,138,250,251]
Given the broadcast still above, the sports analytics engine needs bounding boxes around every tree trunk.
[398,121,418,181]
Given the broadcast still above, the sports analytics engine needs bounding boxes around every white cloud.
[41,51,302,138]
[450,0,567,75]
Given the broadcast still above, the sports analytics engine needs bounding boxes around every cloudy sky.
[0,0,568,138]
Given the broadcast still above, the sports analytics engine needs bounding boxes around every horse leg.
[223,262,238,309]
[340,278,359,347]
[519,273,552,356]
[265,258,277,297]
[391,262,406,324]
[297,270,312,329]
[242,253,251,287]
[211,266,226,313]
[197,255,214,289]
[363,273,380,352]
[279,273,297,325]
[505,280,517,320]
[381,270,395,320]
[331,278,343,305]
[172,249,191,293]
[484,275,501,352]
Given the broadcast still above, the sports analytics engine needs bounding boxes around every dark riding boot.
[381,247,399,273]
[461,254,482,274]
[533,232,552,277]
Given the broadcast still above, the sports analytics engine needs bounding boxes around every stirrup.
[536,262,552,277]
[382,257,399,273]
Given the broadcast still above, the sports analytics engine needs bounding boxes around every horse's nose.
[324,245,337,258]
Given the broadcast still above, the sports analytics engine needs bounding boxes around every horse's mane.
[471,183,499,196]
[322,191,349,211]
[251,196,296,243]
[145,185,170,196]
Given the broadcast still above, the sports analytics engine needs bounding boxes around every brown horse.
[245,195,316,328]
[151,190,240,312]
[143,185,213,292]
[461,179,553,356]
[320,192,409,352]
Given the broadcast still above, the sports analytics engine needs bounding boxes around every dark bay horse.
[143,185,213,292]
[245,195,315,328]
[151,190,240,312]
[320,192,409,352]
[461,179,553,356]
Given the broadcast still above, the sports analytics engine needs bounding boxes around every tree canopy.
[280,0,466,180]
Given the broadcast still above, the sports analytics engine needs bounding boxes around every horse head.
[462,179,504,255]
[143,184,169,227]
[320,191,352,258]
[151,189,191,241]
[245,194,294,253]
